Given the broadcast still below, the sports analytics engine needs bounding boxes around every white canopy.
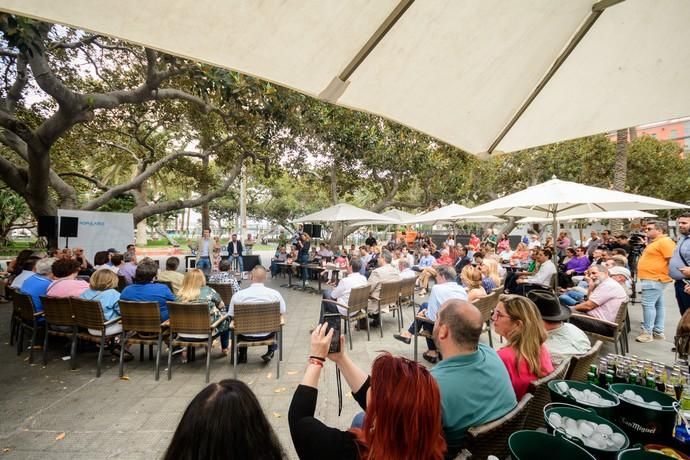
[292,203,397,224]
[459,178,687,219]
[516,210,657,224]
[4,0,689,154]
[350,209,417,227]
[405,203,504,225]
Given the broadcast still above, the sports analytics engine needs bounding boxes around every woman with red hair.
[289,324,446,459]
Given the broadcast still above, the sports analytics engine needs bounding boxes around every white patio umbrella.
[516,210,657,224]
[405,203,504,225]
[458,178,688,266]
[292,203,397,224]
[350,208,417,227]
[5,1,690,155]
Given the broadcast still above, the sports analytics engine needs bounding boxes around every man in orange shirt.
[636,220,676,343]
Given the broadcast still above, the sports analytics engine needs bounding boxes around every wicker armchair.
[573,301,629,355]
[473,290,500,348]
[465,393,533,459]
[118,300,170,381]
[565,340,603,381]
[321,285,371,350]
[70,297,122,378]
[523,359,571,430]
[167,301,228,383]
[230,301,282,379]
[13,291,45,363]
[40,296,77,368]
[398,276,417,311]
[8,287,21,346]
[370,280,402,337]
[207,282,235,306]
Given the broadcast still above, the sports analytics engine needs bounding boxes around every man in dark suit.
[227,233,244,272]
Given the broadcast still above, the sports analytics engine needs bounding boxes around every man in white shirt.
[228,266,286,363]
[514,248,557,295]
[393,266,468,363]
[399,259,417,279]
[321,257,368,316]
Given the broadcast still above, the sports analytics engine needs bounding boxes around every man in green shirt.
[430,299,517,456]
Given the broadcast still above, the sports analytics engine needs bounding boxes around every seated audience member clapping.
[289,325,447,460]
[175,269,230,362]
[493,295,554,399]
[80,269,122,337]
[120,258,175,321]
[164,379,285,460]
[46,258,89,298]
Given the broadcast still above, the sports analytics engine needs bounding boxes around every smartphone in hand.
[320,313,341,353]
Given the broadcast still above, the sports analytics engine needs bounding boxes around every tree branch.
[48,34,101,50]
[58,172,109,190]
[131,160,245,224]
[5,55,27,113]
[0,153,27,194]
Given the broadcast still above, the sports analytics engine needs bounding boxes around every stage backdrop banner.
[57,209,134,260]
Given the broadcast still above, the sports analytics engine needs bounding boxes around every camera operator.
[636,221,675,343]
[670,213,690,315]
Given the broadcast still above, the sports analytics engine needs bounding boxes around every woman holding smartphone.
[288,324,446,460]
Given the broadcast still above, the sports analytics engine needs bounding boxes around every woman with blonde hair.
[176,269,230,362]
[510,242,530,264]
[460,265,487,303]
[492,294,554,399]
[479,258,502,292]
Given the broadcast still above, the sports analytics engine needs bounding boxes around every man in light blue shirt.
[393,265,467,363]
[670,214,690,315]
[431,299,516,456]
[229,265,286,363]
[416,247,436,269]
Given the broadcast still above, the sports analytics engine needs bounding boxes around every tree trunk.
[610,128,629,233]
[136,219,148,246]
[201,155,210,230]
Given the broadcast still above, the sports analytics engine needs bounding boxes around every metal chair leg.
[28,323,37,364]
[149,344,154,361]
[378,307,383,338]
[96,334,106,377]
[413,317,419,362]
[155,335,162,381]
[70,327,78,370]
[276,334,280,379]
[233,340,238,380]
[205,337,212,383]
[139,343,144,361]
[167,339,173,380]
[43,328,50,366]
[347,319,353,350]
[17,325,24,356]
[118,331,126,377]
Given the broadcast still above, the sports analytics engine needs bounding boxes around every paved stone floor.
[0,274,682,459]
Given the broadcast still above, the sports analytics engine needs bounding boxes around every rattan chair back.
[208,282,234,306]
[233,302,281,335]
[347,285,370,311]
[40,296,75,326]
[399,277,415,299]
[14,292,37,322]
[466,393,533,459]
[167,302,211,335]
[378,280,401,305]
[524,359,570,430]
[70,297,106,330]
[473,290,499,323]
[565,340,603,381]
[119,300,164,333]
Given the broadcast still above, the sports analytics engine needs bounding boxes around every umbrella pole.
[552,211,559,289]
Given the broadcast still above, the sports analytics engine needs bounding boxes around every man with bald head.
[430,299,517,456]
